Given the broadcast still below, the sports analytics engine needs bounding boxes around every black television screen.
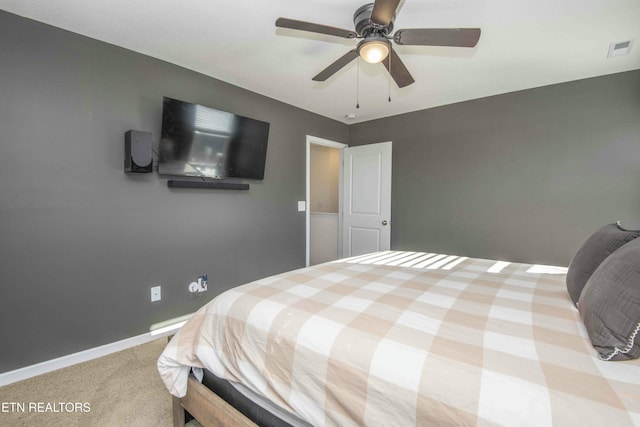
[159,97,270,180]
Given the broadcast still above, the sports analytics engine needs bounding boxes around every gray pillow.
[578,237,640,361]
[566,223,640,305]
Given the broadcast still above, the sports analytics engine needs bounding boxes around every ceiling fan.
[275,0,481,88]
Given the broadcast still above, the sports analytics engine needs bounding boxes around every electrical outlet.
[188,275,208,293]
[151,286,161,302]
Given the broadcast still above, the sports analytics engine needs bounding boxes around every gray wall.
[350,70,640,266]
[0,11,348,373]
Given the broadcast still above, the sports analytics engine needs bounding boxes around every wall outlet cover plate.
[151,286,161,302]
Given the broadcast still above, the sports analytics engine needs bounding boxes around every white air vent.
[608,40,634,58]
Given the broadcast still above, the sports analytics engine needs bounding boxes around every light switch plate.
[297,201,306,212]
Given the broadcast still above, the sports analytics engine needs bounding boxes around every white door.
[342,141,392,257]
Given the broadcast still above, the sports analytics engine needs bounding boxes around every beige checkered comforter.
[158,251,640,426]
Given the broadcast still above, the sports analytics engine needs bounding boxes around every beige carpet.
[0,338,174,427]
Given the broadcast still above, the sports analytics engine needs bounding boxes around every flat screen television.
[158,97,270,180]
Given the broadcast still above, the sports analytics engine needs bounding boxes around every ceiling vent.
[607,40,634,58]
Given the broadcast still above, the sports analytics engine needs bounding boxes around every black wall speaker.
[124,130,153,173]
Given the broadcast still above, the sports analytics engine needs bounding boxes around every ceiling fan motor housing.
[354,3,394,36]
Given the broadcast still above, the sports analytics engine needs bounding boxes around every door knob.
[382,220,388,226]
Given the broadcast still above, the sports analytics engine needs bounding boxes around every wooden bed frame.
[172,375,258,427]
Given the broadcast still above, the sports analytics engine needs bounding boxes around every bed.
[158,250,640,426]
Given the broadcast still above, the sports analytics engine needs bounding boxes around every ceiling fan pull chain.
[356,57,360,109]
[388,46,392,102]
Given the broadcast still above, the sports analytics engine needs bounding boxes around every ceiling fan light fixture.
[358,39,390,64]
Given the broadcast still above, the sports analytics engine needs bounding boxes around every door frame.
[305,135,348,267]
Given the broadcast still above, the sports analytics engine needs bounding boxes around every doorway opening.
[305,136,348,267]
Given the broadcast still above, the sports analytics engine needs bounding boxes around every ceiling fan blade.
[394,28,481,47]
[312,49,359,81]
[276,18,358,39]
[382,49,415,88]
[370,0,402,27]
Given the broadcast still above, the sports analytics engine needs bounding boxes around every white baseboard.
[0,329,174,387]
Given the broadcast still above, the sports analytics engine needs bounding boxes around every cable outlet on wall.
[151,285,161,302]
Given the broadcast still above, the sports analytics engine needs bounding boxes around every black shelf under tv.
[167,180,250,190]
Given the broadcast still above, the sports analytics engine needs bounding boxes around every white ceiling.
[1,0,639,124]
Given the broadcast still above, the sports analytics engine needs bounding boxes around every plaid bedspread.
[158,251,640,426]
